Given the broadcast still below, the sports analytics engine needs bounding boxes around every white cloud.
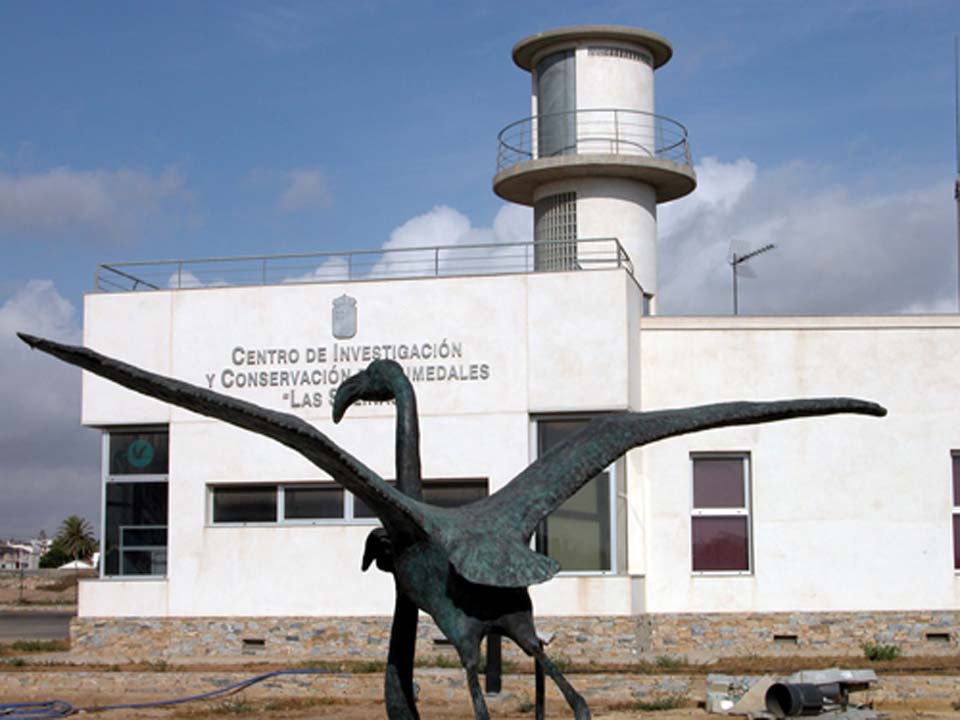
[281,203,533,284]
[0,166,185,243]
[277,168,331,214]
[282,255,351,283]
[0,281,100,537]
[368,204,532,279]
[658,157,955,315]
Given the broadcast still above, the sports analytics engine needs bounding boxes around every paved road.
[0,612,73,641]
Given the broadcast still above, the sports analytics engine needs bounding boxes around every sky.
[1,0,958,538]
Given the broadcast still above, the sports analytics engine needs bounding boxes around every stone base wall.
[71,610,960,662]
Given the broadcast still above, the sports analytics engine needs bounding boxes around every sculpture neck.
[391,376,423,501]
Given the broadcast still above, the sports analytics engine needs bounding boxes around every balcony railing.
[496,108,691,173]
[94,238,634,292]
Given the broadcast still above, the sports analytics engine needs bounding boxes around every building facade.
[71,26,960,661]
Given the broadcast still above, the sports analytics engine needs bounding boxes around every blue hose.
[0,668,331,719]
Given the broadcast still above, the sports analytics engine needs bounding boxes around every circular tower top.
[512,25,673,71]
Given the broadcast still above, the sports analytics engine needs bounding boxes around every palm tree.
[56,515,96,564]
[55,515,96,602]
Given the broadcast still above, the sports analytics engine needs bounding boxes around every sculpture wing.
[449,398,885,587]
[18,333,430,538]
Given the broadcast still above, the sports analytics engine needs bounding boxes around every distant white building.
[0,543,38,571]
[69,26,960,661]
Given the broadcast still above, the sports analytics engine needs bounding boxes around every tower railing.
[94,238,635,292]
[496,108,691,172]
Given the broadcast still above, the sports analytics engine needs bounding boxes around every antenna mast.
[730,242,775,315]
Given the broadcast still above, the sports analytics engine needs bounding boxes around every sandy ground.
[0,570,90,607]
[11,697,957,719]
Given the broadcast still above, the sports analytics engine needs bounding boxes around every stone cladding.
[70,610,960,663]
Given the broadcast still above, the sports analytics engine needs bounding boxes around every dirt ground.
[6,651,960,718]
[0,570,91,606]
[14,696,958,719]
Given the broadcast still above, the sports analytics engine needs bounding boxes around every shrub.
[862,641,900,661]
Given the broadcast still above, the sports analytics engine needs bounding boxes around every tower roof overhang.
[512,25,673,70]
[493,155,696,206]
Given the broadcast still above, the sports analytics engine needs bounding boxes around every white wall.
[81,270,640,617]
[638,316,960,613]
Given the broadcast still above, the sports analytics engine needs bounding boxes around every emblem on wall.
[332,294,357,339]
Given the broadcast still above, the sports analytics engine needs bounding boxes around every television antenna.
[728,239,775,315]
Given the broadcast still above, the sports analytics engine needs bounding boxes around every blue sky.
[1,0,959,537]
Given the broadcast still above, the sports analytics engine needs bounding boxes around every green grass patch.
[0,639,69,655]
[613,691,689,712]
[862,641,900,661]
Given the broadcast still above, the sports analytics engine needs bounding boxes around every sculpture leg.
[455,641,491,720]
[384,590,420,720]
[463,662,491,720]
[505,620,590,720]
[530,647,590,720]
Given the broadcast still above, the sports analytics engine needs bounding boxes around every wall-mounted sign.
[201,337,492,411]
[126,439,156,469]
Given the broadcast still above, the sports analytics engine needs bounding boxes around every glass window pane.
[121,527,167,546]
[109,431,169,475]
[212,486,277,523]
[693,458,745,509]
[536,50,576,157]
[122,549,166,576]
[543,472,610,571]
[538,419,589,455]
[284,486,344,519]
[104,482,168,577]
[954,515,960,570]
[692,516,749,571]
[952,456,960,506]
[423,480,487,508]
[354,481,396,519]
[355,479,487,517]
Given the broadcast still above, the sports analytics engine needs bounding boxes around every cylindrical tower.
[493,25,696,313]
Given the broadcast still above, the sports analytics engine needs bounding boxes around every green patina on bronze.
[18,333,886,720]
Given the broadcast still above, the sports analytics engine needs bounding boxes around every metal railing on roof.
[496,108,691,172]
[94,238,634,292]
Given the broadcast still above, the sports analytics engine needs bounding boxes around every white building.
[71,26,960,661]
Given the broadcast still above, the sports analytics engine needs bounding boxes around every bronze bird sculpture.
[334,360,423,720]
[18,334,886,720]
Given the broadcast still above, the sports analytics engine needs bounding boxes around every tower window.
[534,192,577,271]
[587,46,652,65]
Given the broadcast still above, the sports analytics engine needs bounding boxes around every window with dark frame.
[104,428,169,578]
[952,453,960,570]
[691,454,751,573]
[535,418,615,572]
[209,479,488,524]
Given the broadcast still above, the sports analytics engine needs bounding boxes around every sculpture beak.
[361,549,375,572]
[333,373,367,424]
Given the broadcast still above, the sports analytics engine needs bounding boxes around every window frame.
[951,451,960,573]
[531,414,624,576]
[207,479,489,527]
[690,452,753,576]
[101,426,170,580]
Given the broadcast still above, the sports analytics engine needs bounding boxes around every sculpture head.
[362,527,395,573]
[333,359,405,423]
